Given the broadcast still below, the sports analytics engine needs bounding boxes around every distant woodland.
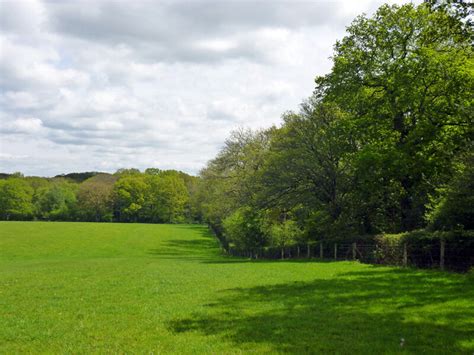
[0,169,199,224]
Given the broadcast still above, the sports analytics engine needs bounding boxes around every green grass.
[0,222,473,354]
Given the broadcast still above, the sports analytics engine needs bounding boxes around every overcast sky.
[0,0,416,177]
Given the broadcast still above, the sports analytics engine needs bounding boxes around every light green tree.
[0,178,34,220]
[264,219,303,259]
[145,173,189,223]
[113,175,148,222]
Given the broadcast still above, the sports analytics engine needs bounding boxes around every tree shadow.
[168,267,474,353]
[147,225,357,264]
[148,238,348,264]
[147,226,227,261]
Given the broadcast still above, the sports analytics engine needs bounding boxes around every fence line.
[225,240,474,272]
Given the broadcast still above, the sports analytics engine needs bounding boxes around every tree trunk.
[403,243,407,267]
[393,109,419,232]
[440,239,445,270]
[400,177,412,231]
[281,248,284,260]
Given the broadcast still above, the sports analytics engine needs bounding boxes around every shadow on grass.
[147,226,226,261]
[168,267,474,353]
[148,226,350,264]
[148,239,331,264]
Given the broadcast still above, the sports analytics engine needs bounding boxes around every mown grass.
[0,221,473,354]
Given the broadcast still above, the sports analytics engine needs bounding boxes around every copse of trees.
[112,169,190,223]
[0,169,200,223]
[197,1,473,259]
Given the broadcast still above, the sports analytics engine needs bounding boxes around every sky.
[0,0,416,177]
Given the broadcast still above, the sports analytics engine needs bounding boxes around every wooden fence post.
[403,243,407,267]
[440,239,445,270]
[334,243,337,260]
[352,242,356,260]
[320,242,323,259]
[307,243,311,258]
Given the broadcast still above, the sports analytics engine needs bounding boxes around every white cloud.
[0,0,421,176]
[195,39,238,52]
[1,117,44,134]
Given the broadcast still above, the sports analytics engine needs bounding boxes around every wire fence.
[227,240,474,272]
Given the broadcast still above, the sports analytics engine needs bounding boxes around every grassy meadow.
[0,221,473,353]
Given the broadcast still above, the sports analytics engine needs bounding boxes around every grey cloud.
[0,0,46,34]
[167,1,342,30]
[207,107,238,122]
[44,1,346,64]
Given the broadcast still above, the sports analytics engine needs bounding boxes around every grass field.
[0,222,473,353]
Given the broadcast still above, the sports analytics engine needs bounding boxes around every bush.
[427,154,474,231]
[374,233,405,265]
[222,207,266,256]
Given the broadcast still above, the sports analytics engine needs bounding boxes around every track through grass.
[1,222,473,353]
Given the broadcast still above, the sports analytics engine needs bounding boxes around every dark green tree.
[35,180,77,220]
[315,3,473,231]
[427,152,474,230]
[261,102,356,240]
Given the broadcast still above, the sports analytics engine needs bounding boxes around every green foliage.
[114,168,142,176]
[113,175,148,222]
[199,129,273,245]
[374,233,406,266]
[315,3,473,231]
[0,178,34,220]
[264,219,303,258]
[375,229,474,270]
[34,180,77,220]
[263,102,356,230]
[222,206,266,254]
[77,174,116,222]
[112,171,190,223]
[0,169,197,224]
[145,172,189,223]
[427,153,474,230]
[53,172,99,183]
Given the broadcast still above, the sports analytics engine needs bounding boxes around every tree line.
[0,169,200,223]
[195,2,473,258]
